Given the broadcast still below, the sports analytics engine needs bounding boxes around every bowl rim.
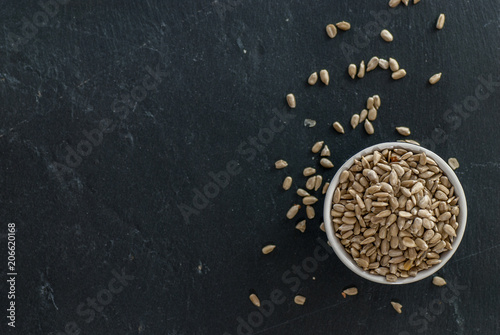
[323,142,467,285]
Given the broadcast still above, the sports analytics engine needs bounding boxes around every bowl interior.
[323,142,467,285]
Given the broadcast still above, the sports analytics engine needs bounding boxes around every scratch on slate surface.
[253,300,348,334]
[451,243,500,264]
[469,162,500,169]
[452,299,465,335]
[40,273,58,311]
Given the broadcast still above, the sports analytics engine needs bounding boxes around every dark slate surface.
[1,1,499,334]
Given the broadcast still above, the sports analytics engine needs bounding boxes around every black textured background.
[1,1,499,334]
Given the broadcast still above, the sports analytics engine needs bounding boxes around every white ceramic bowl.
[323,142,467,284]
